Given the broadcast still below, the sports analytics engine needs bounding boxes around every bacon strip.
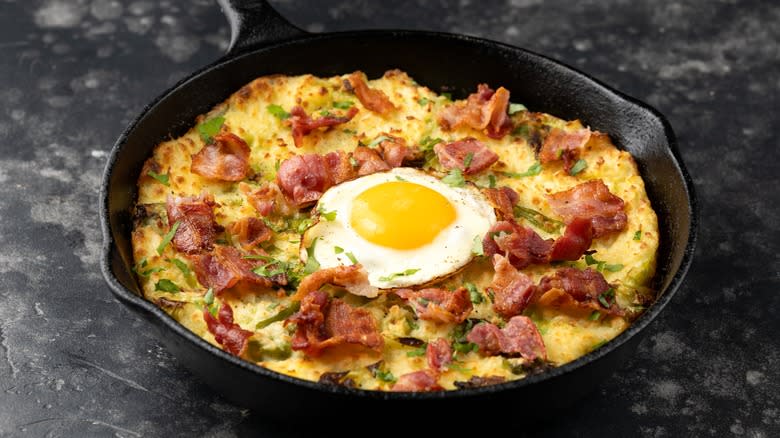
[484,186,519,220]
[287,290,383,357]
[292,265,378,300]
[391,370,443,392]
[286,105,358,148]
[482,221,553,270]
[488,255,537,318]
[323,150,357,185]
[550,217,593,261]
[538,127,591,173]
[166,193,220,254]
[347,72,396,115]
[536,267,621,315]
[227,217,272,252]
[203,303,253,357]
[426,338,453,372]
[353,146,391,176]
[239,181,296,217]
[192,246,278,294]
[438,84,512,138]
[547,179,627,238]
[395,287,473,324]
[466,316,546,361]
[434,138,499,175]
[377,136,414,168]
[191,133,251,181]
[276,154,332,206]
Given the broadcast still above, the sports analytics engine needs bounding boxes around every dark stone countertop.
[0,0,777,436]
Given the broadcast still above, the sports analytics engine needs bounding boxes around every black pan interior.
[101,30,696,414]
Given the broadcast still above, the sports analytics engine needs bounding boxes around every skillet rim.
[99,28,698,400]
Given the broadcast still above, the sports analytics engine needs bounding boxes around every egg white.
[301,167,496,289]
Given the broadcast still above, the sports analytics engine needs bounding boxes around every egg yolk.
[350,181,457,249]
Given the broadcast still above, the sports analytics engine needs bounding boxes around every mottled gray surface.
[0,0,778,436]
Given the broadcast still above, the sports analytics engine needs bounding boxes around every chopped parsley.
[379,268,420,282]
[197,116,225,142]
[343,128,357,135]
[503,161,542,178]
[256,301,301,329]
[334,246,344,254]
[203,287,215,305]
[418,136,442,151]
[417,97,429,106]
[441,168,466,187]
[319,209,337,221]
[488,174,497,188]
[156,221,180,255]
[465,282,483,304]
[406,345,427,357]
[598,288,616,308]
[169,258,191,277]
[513,205,564,233]
[319,109,331,117]
[373,368,397,383]
[590,339,608,352]
[584,252,624,272]
[366,135,390,148]
[267,104,291,120]
[154,279,180,293]
[589,310,602,321]
[451,319,478,355]
[633,230,642,241]
[471,235,484,256]
[136,266,165,277]
[508,103,527,114]
[345,252,358,265]
[511,124,531,139]
[332,101,354,109]
[569,159,587,175]
[147,170,169,186]
[463,152,474,169]
[452,341,479,354]
[304,238,320,274]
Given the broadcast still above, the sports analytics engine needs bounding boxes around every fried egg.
[301,167,496,289]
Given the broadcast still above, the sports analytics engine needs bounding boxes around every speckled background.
[0,0,777,436]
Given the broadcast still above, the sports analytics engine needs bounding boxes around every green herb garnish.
[512,205,564,233]
[373,368,397,383]
[203,288,215,305]
[511,124,531,139]
[463,152,474,169]
[406,345,427,357]
[584,252,624,272]
[379,268,420,282]
[441,92,452,100]
[197,116,225,142]
[147,170,169,186]
[267,104,291,120]
[452,341,479,354]
[504,161,542,178]
[304,238,320,274]
[471,235,484,256]
[441,168,466,187]
[154,279,180,293]
[418,136,442,151]
[332,101,354,109]
[633,230,642,241]
[343,128,357,135]
[488,174,497,188]
[334,246,344,254]
[366,135,390,148]
[319,209,337,221]
[256,301,301,329]
[598,288,615,308]
[417,97,430,106]
[156,221,180,255]
[465,282,483,304]
[137,266,165,277]
[345,252,358,265]
[569,159,587,175]
[590,339,608,352]
[349,156,359,168]
[169,258,191,277]
[508,103,527,114]
[589,310,602,321]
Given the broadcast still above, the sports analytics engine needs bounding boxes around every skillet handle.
[217,0,307,55]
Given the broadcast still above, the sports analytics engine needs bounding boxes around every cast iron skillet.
[100,0,697,419]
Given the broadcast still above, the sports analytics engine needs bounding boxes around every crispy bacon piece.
[488,255,537,318]
[482,221,553,270]
[438,84,512,138]
[547,179,627,238]
[166,193,220,254]
[276,154,332,206]
[240,181,296,217]
[323,150,357,185]
[285,105,359,148]
[291,265,378,300]
[550,217,593,261]
[353,146,391,176]
[426,338,453,372]
[347,71,396,115]
[484,186,519,220]
[536,267,621,315]
[391,370,443,392]
[377,136,413,168]
[287,290,383,357]
[192,246,278,294]
[191,133,251,181]
[395,287,473,324]
[227,217,272,252]
[434,138,499,175]
[538,127,591,173]
[466,316,546,361]
[203,303,253,357]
